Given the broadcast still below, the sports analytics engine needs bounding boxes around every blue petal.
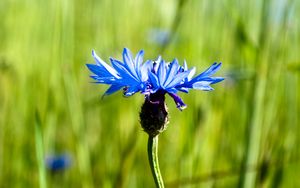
[195,62,222,79]
[122,48,139,80]
[192,81,214,91]
[104,84,124,95]
[200,77,225,84]
[211,77,224,84]
[165,69,191,89]
[152,56,161,73]
[163,59,180,87]
[176,87,189,93]
[187,67,196,81]
[148,71,160,92]
[110,58,139,84]
[183,60,188,71]
[86,64,113,78]
[157,60,167,86]
[140,60,152,81]
[135,50,144,74]
[92,50,120,79]
[165,88,178,93]
[90,75,116,84]
[168,93,187,111]
[124,85,141,96]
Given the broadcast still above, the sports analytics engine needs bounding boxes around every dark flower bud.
[140,90,169,137]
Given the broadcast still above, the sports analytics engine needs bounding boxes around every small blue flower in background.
[147,29,171,46]
[45,154,71,172]
[87,48,224,110]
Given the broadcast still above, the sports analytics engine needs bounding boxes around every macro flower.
[87,48,224,185]
[87,48,224,111]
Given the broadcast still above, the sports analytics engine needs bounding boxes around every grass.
[0,0,299,187]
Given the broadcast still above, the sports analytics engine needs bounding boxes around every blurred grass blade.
[35,111,47,188]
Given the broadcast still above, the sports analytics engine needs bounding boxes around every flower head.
[87,48,224,110]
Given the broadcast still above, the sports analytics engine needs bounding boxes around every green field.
[0,0,299,187]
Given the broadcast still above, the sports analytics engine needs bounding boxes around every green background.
[0,0,299,187]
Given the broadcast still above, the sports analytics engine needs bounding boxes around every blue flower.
[45,154,71,172]
[147,29,170,46]
[87,48,224,110]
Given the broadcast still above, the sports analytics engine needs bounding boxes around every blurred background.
[0,0,299,187]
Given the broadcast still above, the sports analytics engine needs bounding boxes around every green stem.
[147,135,164,188]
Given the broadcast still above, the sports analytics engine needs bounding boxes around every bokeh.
[0,0,299,187]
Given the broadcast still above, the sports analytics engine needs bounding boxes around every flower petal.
[140,60,152,81]
[187,67,196,81]
[104,84,124,95]
[152,56,161,73]
[165,69,191,89]
[168,93,187,111]
[110,58,139,83]
[157,60,167,85]
[135,50,144,72]
[89,75,116,84]
[124,85,141,96]
[92,50,120,79]
[148,71,160,92]
[195,62,222,79]
[192,81,214,91]
[122,48,139,79]
[163,59,180,87]
[86,64,112,78]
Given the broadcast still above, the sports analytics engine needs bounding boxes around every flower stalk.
[148,135,164,188]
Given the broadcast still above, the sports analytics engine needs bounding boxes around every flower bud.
[140,91,169,137]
